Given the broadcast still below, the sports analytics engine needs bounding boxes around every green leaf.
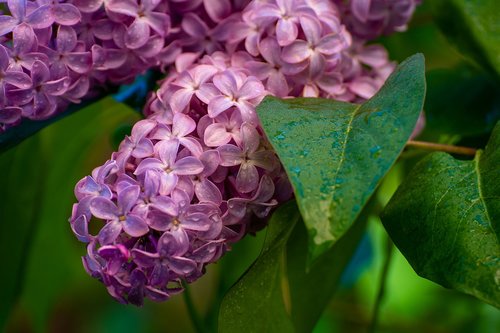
[431,0,500,79]
[0,139,45,330]
[424,64,500,138]
[219,202,299,333]
[257,54,425,260]
[0,97,139,331]
[381,122,500,308]
[218,201,368,333]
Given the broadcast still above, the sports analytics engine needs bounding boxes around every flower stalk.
[406,140,477,156]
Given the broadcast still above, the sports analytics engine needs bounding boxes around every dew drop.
[369,145,382,158]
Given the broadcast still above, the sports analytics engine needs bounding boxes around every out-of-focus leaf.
[0,139,45,330]
[205,232,266,332]
[6,97,139,331]
[431,0,500,78]
[219,202,298,333]
[424,64,500,138]
[381,122,500,308]
[257,54,425,261]
[219,201,368,332]
[286,206,369,332]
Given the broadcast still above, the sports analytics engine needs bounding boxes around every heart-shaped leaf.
[218,201,368,332]
[381,122,500,308]
[257,54,425,260]
[0,139,45,330]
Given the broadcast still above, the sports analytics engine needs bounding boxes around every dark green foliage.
[257,55,426,260]
[382,123,500,308]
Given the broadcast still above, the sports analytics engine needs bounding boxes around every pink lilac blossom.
[333,0,420,40]
[69,0,418,305]
[0,0,247,132]
[70,52,286,305]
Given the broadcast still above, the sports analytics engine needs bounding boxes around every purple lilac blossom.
[71,52,285,305]
[333,0,421,40]
[0,0,248,132]
[69,0,419,305]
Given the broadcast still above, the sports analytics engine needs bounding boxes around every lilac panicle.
[0,0,248,132]
[69,0,419,305]
[70,53,284,305]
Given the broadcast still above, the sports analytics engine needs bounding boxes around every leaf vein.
[474,152,495,235]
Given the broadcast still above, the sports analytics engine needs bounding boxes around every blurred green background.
[1,2,499,332]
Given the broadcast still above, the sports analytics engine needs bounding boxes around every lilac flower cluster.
[69,0,418,305]
[71,53,286,305]
[0,0,247,132]
[212,0,398,101]
[334,0,420,40]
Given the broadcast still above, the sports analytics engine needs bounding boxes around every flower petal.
[276,18,298,46]
[8,0,26,20]
[208,95,233,118]
[0,107,21,124]
[53,3,81,26]
[238,77,265,100]
[169,256,197,275]
[98,220,122,245]
[172,112,196,137]
[125,18,150,49]
[173,156,204,175]
[195,179,222,205]
[132,249,158,267]
[90,197,119,220]
[218,144,243,166]
[13,23,35,54]
[71,214,90,242]
[160,172,178,195]
[182,212,211,231]
[300,15,321,44]
[281,40,311,63]
[123,214,149,237]
[204,123,231,147]
[170,88,194,112]
[117,185,140,214]
[236,162,259,193]
[4,71,32,89]
[0,16,18,36]
[26,5,54,29]
[132,138,154,158]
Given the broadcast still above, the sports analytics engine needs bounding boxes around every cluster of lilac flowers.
[68,0,419,305]
[0,0,247,132]
[334,0,420,40]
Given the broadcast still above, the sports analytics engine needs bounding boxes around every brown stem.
[406,140,477,156]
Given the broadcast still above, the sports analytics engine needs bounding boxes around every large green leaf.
[424,64,500,138]
[257,54,425,260]
[0,97,139,331]
[0,139,45,330]
[381,122,500,308]
[431,0,500,78]
[218,201,368,333]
